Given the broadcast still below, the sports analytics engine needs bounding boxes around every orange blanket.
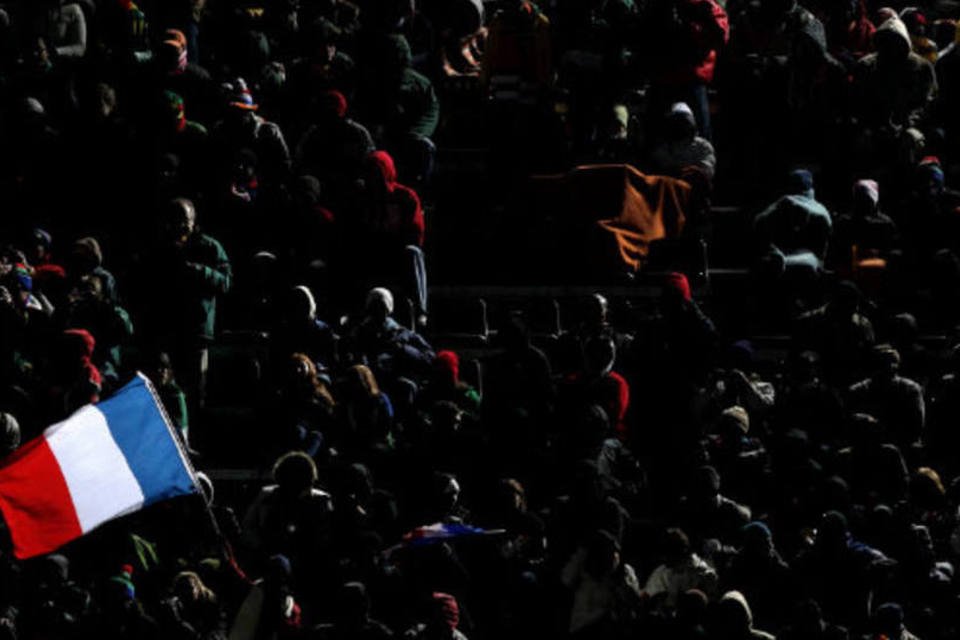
[535,164,690,271]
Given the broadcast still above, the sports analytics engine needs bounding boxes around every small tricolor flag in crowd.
[401,522,504,547]
[0,374,199,559]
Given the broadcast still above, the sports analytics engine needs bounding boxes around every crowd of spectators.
[4,0,960,639]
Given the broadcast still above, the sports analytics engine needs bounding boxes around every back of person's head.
[364,287,394,320]
[663,527,691,564]
[911,467,946,508]
[869,344,901,378]
[875,18,912,62]
[677,589,709,626]
[692,465,721,500]
[828,280,861,317]
[715,591,754,635]
[741,521,773,556]
[792,598,826,635]
[817,510,850,551]
[584,528,621,577]
[272,451,317,494]
[345,364,380,399]
[335,581,370,627]
[873,602,905,637]
[285,285,317,323]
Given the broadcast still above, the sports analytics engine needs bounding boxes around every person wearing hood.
[557,336,630,440]
[419,349,481,414]
[45,328,102,417]
[272,285,337,369]
[64,272,134,385]
[785,16,849,149]
[649,102,716,181]
[712,591,776,640]
[754,169,833,277]
[853,17,937,129]
[831,179,899,273]
[345,151,428,320]
[349,287,435,382]
[360,34,439,142]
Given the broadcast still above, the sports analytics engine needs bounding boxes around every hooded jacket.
[717,591,776,640]
[854,18,937,127]
[363,151,425,247]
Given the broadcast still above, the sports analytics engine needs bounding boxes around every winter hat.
[161,29,188,73]
[366,287,394,316]
[669,101,695,119]
[319,90,348,118]
[109,564,136,601]
[742,521,772,547]
[663,272,692,301]
[435,350,461,384]
[919,155,945,187]
[788,169,815,198]
[11,264,31,292]
[0,413,20,457]
[32,228,52,250]
[431,592,460,631]
[853,179,880,207]
[163,90,187,132]
[72,237,104,269]
[226,78,258,111]
[721,405,750,434]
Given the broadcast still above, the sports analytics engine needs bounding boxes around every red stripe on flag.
[0,436,82,558]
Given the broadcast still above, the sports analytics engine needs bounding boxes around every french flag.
[0,374,199,559]
[401,522,504,547]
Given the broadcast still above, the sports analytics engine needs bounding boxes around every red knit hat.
[434,350,460,384]
[664,272,692,301]
[432,592,460,630]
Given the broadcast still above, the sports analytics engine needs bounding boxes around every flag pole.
[137,372,250,583]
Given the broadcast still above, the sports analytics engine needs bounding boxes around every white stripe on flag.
[45,406,145,532]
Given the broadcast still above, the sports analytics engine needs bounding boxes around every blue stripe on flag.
[95,376,197,505]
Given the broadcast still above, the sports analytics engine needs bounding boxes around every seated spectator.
[754,169,833,276]
[643,528,719,612]
[847,344,925,449]
[649,102,717,181]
